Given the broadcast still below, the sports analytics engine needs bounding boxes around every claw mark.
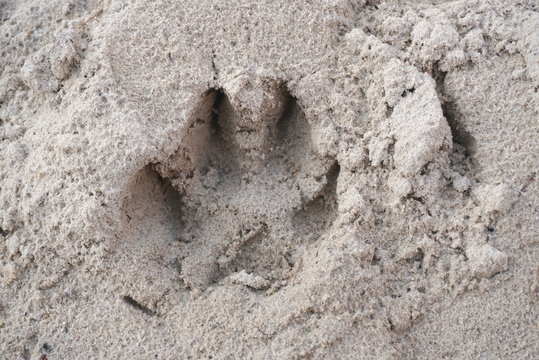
[121,295,157,316]
[520,171,536,192]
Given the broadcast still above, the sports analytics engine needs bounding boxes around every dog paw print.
[127,75,339,291]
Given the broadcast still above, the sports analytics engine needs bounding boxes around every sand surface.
[1,0,538,359]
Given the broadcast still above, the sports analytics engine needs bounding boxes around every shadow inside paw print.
[126,79,339,291]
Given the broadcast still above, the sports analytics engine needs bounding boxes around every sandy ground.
[1,0,538,359]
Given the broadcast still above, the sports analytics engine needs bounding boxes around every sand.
[0,0,538,358]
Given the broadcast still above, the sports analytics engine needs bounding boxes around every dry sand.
[1,0,538,359]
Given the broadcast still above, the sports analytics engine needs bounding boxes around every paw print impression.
[125,76,339,291]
